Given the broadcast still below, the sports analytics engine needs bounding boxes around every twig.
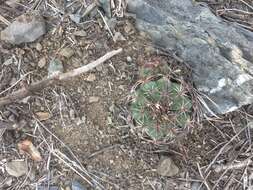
[213,159,252,173]
[0,15,10,25]
[0,48,122,107]
[239,0,253,11]
[87,144,120,159]
[197,163,211,190]
[97,9,115,42]
[205,126,247,173]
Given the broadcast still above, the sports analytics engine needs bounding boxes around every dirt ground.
[0,0,253,190]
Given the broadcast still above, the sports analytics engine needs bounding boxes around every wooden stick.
[0,15,10,25]
[0,48,122,107]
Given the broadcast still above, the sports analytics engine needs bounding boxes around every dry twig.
[0,48,122,107]
[213,158,252,173]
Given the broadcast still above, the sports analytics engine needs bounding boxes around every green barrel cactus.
[130,77,192,140]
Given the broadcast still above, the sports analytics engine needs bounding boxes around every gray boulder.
[1,12,46,44]
[126,0,253,114]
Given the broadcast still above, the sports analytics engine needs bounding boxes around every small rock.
[126,56,132,63]
[89,96,100,103]
[124,21,135,34]
[191,182,205,190]
[1,12,46,44]
[38,57,47,68]
[5,160,28,177]
[96,65,103,72]
[69,109,75,120]
[98,0,111,18]
[113,32,126,42]
[3,58,13,66]
[72,180,87,190]
[69,14,81,24]
[73,30,87,37]
[86,73,96,82]
[59,47,74,58]
[247,121,253,129]
[48,58,64,76]
[5,0,21,8]
[156,157,179,177]
[36,111,50,121]
[4,177,13,187]
[36,43,43,51]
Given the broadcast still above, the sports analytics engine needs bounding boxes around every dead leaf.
[18,140,42,161]
[35,111,50,121]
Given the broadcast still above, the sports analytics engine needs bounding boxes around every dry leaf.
[35,112,50,121]
[18,140,42,161]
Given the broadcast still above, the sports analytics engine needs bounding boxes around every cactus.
[130,77,192,140]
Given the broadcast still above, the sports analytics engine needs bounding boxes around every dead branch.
[213,159,252,173]
[0,48,122,107]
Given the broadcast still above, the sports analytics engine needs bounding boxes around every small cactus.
[130,77,192,140]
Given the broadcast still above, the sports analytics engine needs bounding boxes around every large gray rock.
[1,12,46,44]
[126,0,253,114]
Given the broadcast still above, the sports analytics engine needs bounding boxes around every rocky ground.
[0,0,253,190]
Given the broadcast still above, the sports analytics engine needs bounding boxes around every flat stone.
[89,96,100,103]
[48,58,64,76]
[86,73,96,82]
[69,14,81,24]
[98,0,111,18]
[5,160,28,177]
[38,57,47,68]
[72,181,87,190]
[156,157,179,177]
[5,0,21,8]
[113,32,126,41]
[3,58,13,66]
[59,47,74,58]
[73,30,87,37]
[1,12,46,44]
[36,43,43,51]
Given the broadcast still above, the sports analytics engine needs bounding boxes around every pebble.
[3,58,13,66]
[156,157,179,177]
[5,0,21,8]
[36,43,43,51]
[36,111,50,121]
[5,160,28,177]
[72,181,87,190]
[73,30,87,37]
[69,109,75,120]
[126,56,132,63]
[38,57,47,68]
[86,73,96,82]
[1,12,46,44]
[48,58,64,76]
[98,0,111,18]
[4,177,13,187]
[69,14,81,24]
[59,47,74,58]
[96,65,103,72]
[89,96,100,103]
[191,182,205,190]
[113,32,126,42]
